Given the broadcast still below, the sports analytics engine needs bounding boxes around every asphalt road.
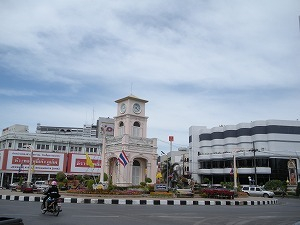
[0,198,299,225]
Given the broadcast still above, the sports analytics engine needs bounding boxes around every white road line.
[72,215,119,218]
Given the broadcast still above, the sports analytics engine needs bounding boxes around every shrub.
[145,177,152,183]
[149,192,173,198]
[140,182,146,187]
[86,179,95,191]
[56,172,66,182]
[220,182,234,190]
[264,180,285,191]
[147,184,154,192]
[200,188,234,199]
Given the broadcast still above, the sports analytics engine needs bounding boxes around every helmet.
[51,181,57,186]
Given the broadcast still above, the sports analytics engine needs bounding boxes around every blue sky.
[1,0,300,153]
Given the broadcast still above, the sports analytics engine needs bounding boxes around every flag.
[118,150,129,167]
[31,162,35,173]
[230,163,233,176]
[18,164,23,173]
[86,153,95,168]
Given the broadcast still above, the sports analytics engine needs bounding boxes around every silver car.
[242,186,274,198]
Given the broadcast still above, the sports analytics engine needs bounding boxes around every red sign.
[169,136,174,142]
[75,159,101,168]
[12,156,59,166]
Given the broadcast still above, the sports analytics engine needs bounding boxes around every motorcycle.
[41,197,62,216]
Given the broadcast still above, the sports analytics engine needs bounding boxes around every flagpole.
[233,149,237,194]
[25,145,33,187]
[100,125,106,184]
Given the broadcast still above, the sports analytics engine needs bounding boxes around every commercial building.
[0,95,158,188]
[189,120,300,186]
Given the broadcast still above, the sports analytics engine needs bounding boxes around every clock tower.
[104,95,157,187]
[114,95,148,138]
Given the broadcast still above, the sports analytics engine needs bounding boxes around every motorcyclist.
[42,181,61,210]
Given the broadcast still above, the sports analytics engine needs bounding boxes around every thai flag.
[118,150,129,167]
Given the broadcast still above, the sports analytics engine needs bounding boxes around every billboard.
[3,150,66,173]
[68,153,101,174]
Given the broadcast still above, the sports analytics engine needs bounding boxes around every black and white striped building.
[189,120,300,186]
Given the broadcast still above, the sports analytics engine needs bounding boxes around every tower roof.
[115,95,148,103]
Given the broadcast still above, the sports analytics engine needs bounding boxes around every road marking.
[156,216,205,219]
[72,215,119,218]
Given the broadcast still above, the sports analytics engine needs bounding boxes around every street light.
[248,176,251,185]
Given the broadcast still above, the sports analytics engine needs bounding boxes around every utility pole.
[249,142,258,186]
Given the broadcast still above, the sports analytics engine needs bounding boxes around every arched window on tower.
[119,121,125,136]
[132,121,141,137]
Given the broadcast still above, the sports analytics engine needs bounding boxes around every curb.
[0,194,278,206]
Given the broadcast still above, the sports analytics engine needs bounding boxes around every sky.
[0,0,300,153]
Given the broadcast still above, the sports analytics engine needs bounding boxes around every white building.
[2,124,29,135]
[0,95,158,188]
[160,148,190,177]
[189,120,300,186]
[105,95,158,186]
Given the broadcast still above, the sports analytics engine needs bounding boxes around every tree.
[161,159,179,188]
[264,180,285,192]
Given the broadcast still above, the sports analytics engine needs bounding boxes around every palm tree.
[161,160,180,188]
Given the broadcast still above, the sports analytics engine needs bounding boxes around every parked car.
[34,181,49,192]
[242,185,274,198]
[9,183,20,191]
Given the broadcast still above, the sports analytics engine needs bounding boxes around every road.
[0,198,299,225]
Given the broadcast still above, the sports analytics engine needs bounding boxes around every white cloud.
[0,0,299,151]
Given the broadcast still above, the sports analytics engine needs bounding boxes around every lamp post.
[250,142,258,186]
[248,176,252,185]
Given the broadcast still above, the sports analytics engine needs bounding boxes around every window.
[17,142,31,149]
[70,146,82,152]
[53,145,67,152]
[119,121,125,136]
[36,144,50,150]
[132,121,141,137]
[86,147,98,153]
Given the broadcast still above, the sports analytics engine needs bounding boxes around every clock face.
[120,103,126,114]
[133,103,141,114]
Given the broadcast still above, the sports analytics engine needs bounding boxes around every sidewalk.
[0,189,278,206]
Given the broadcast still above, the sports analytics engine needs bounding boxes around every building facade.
[104,95,158,186]
[189,120,300,186]
[0,95,158,188]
